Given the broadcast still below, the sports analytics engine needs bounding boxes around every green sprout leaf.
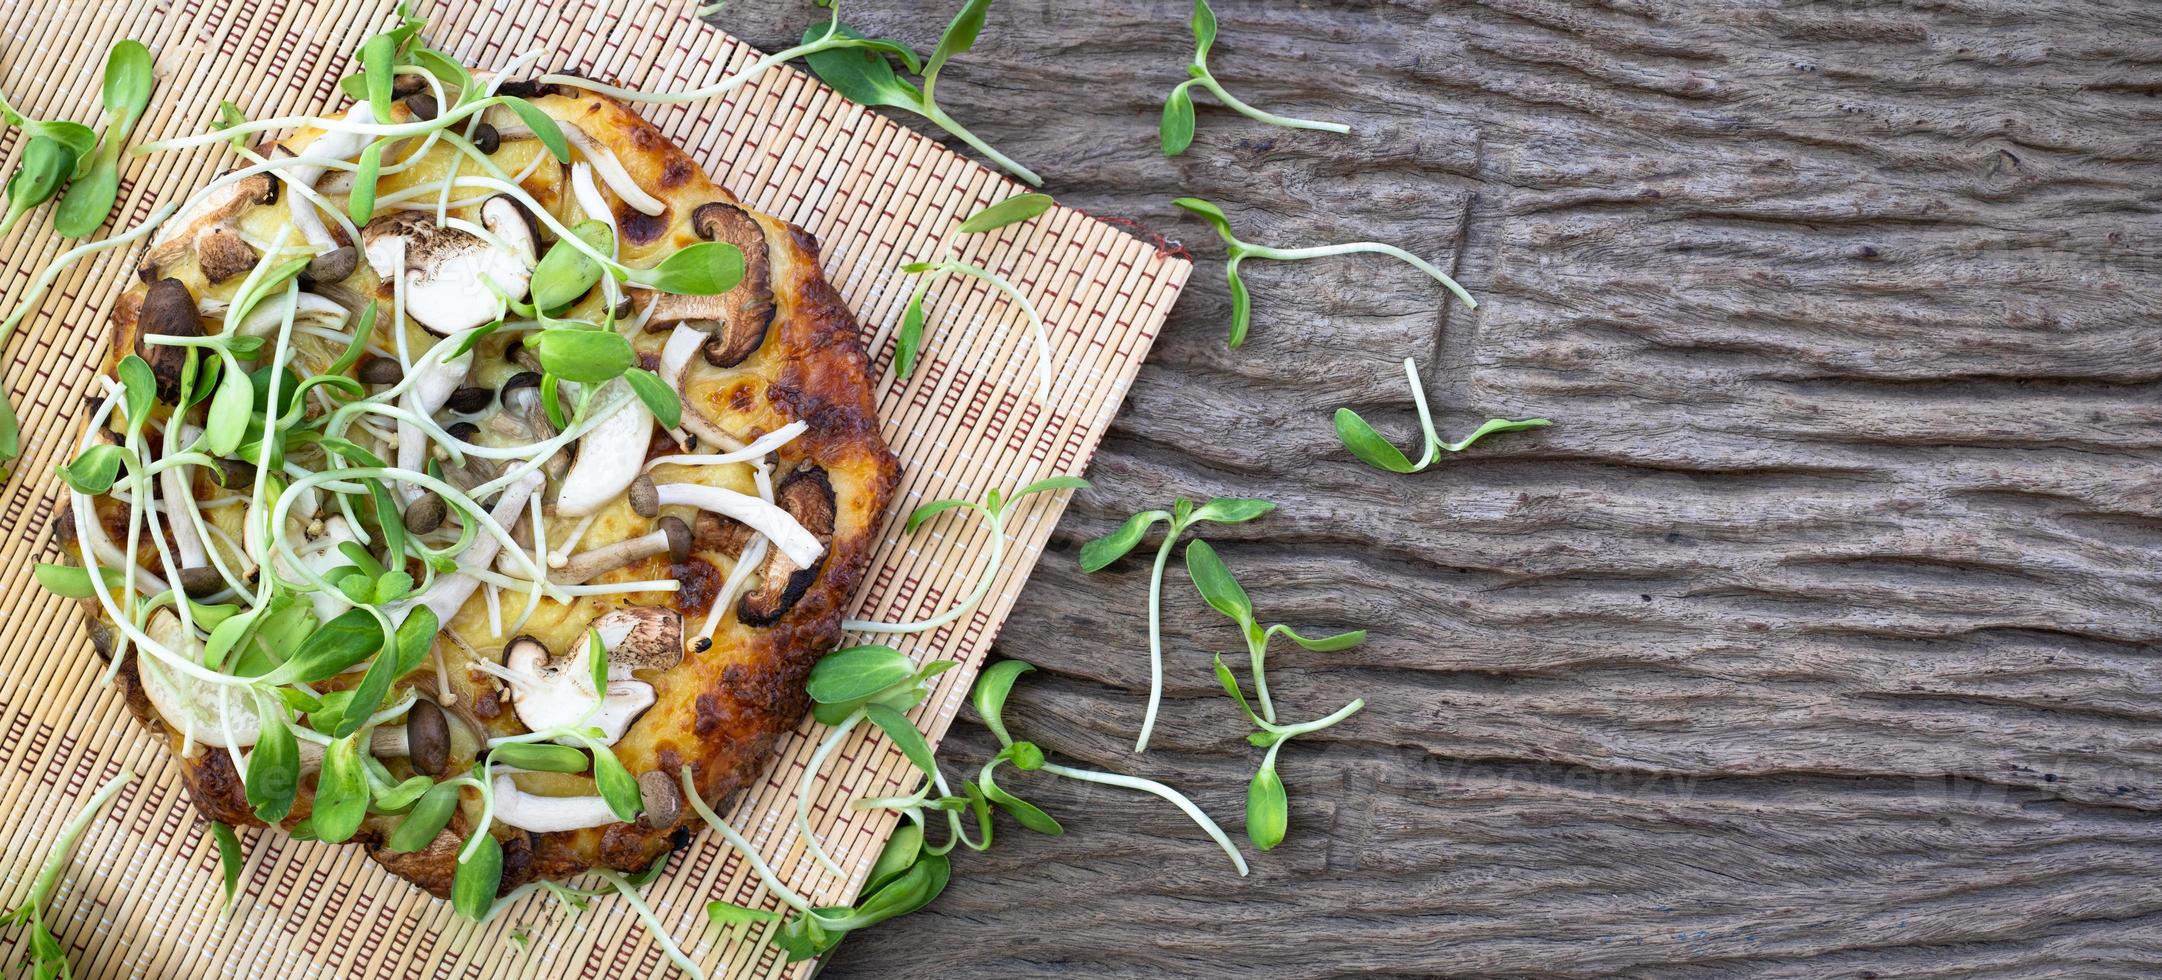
[386,781,460,853]
[634,240,745,296]
[453,832,504,921]
[491,741,590,773]
[1246,754,1288,850]
[311,735,369,843]
[211,822,244,912]
[623,367,682,430]
[1182,538,1251,626]
[956,192,1053,235]
[246,714,300,822]
[807,645,914,705]
[532,328,634,384]
[1334,357,1550,474]
[500,96,571,163]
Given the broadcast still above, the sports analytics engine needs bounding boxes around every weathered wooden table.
[720,1,2162,975]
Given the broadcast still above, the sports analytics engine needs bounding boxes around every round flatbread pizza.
[52,67,898,899]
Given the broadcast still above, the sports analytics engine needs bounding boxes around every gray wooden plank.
[704,0,2162,974]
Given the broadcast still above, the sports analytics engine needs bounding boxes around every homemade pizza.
[51,67,899,899]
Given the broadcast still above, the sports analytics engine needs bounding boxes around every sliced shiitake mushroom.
[737,466,835,626]
[694,202,774,367]
[638,202,775,369]
[135,278,202,402]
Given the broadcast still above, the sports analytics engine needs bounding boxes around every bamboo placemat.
[0,0,1189,976]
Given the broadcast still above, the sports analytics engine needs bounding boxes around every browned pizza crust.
[64,78,899,898]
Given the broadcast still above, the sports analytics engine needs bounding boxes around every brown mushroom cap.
[657,515,691,564]
[357,357,404,386]
[178,566,224,598]
[408,698,451,777]
[403,493,447,535]
[638,769,681,829]
[196,228,259,284]
[636,201,774,369]
[300,245,359,286]
[135,278,203,402]
[737,466,835,626]
[628,474,659,518]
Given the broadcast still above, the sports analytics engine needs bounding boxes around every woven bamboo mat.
[0,0,1188,976]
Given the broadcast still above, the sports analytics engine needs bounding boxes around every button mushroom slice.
[394,328,476,502]
[480,194,539,266]
[590,605,685,674]
[134,278,203,402]
[548,516,690,585]
[361,214,531,336]
[270,515,362,624]
[139,609,261,751]
[737,467,836,627]
[554,391,654,518]
[489,775,622,832]
[653,480,824,570]
[137,171,278,282]
[499,632,657,745]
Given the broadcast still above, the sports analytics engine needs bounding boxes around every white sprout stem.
[1193,74,1350,135]
[137,93,517,154]
[1265,698,1366,740]
[795,708,863,880]
[1245,241,1477,310]
[940,262,1053,400]
[535,21,847,106]
[842,502,1001,635]
[1040,762,1249,876]
[0,203,178,350]
[1134,527,1180,754]
[1400,357,1441,468]
[919,104,1043,188]
[1248,626,1276,725]
[17,771,134,910]
[679,768,814,915]
[591,870,707,980]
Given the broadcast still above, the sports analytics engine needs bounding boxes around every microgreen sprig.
[802,0,1044,186]
[971,660,1249,874]
[1160,0,1348,156]
[53,40,154,238]
[1079,495,1274,752]
[4,770,132,980]
[842,475,1086,635]
[1182,538,1363,724]
[1172,196,1478,348]
[1212,657,1362,851]
[892,193,1057,396]
[1181,541,1366,849]
[1334,356,1551,473]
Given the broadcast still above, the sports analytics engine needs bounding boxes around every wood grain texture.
[688,0,2162,975]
